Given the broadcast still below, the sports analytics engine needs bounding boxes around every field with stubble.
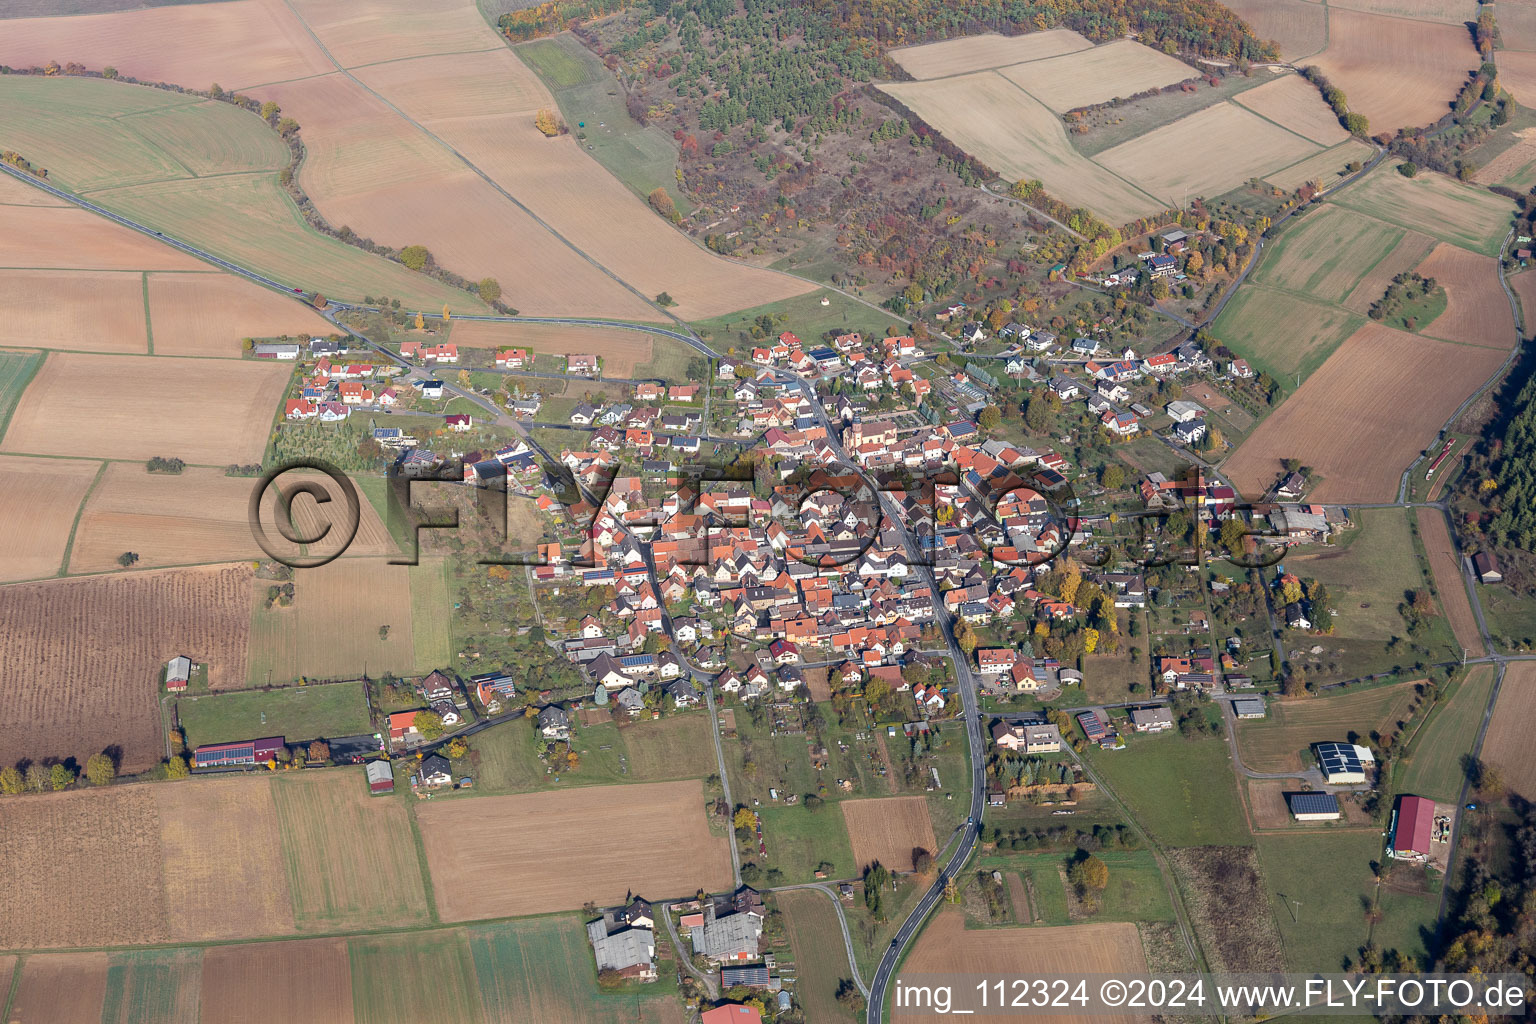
[417,780,732,920]
[0,270,148,352]
[1221,0,1329,59]
[0,455,99,582]
[1223,323,1507,501]
[1308,9,1478,130]
[2,352,289,463]
[1234,74,1351,145]
[200,939,355,1024]
[146,272,331,356]
[0,564,251,772]
[0,787,170,948]
[994,39,1195,113]
[841,795,939,872]
[894,909,1149,1023]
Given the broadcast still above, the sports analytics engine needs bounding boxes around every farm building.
[1388,795,1435,861]
[165,655,192,692]
[1287,791,1340,821]
[366,760,394,795]
[701,1006,763,1024]
[720,966,771,988]
[1232,698,1267,719]
[1473,551,1503,584]
[586,917,657,981]
[193,735,285,769]
[1315,742,1375,785]
[691,907,763,963]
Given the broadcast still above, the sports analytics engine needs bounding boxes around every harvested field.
[1254,205,1404,304]
[1167,846,1284,972]
[1326,0,1478,22]
[269,770,431,929]
[154,776,296,941]
[894,910,1148,1023]
[1473,130,1536,188]
[1513,266,1536,331]
[1210,284,1363,382]
[0,564,252,772]
[2,352,289,463]
[998,39,1196,113]
[69,464,396,575]
[887,29,1093,78]
[0,270,148,352]
[842,795,939,872]
[248,557,438,684]
[448,319,656,377]
[1415,243,1517,348]
[1234,74,1350,145]
[1499,1,1536,49]
[8,953,110,1024]
[1416,507,1485,654]
[0,170,70,205]
[0,204,205,271]
[1221,0,1330,59]
[357,46,814,320]
[1342,228,1438,313]
[417,780,732,920]
[0,787,169,948]
[349,931,482,1024]
[146,272,331,356]
[1486,49,1536,109]
[99,949,202,1024]
[1249,778,1310,829]
[0,455,99,582]
[880,73,1163,223]
[1094,102,1321,207]
[1482,661,1536,798]
[1223,323,1507,501]
[200,939,354,1024]
[1264,139,1375,192]
[0,0,332,91]
[1234,680,1419,773]
[778,890,861,1023]
[1308,10,1479,130]
[286,0,499,68]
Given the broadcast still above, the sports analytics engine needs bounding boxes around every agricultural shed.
[1315,741,1374,784]
[1388,795,1434,860]
[1286,791,1340,821]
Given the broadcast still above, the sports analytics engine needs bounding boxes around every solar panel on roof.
[1287,792,1339,815]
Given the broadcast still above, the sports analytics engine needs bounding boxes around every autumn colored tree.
[648,187,676,220]
[0,766,21,795]
[535,108,560,137]
[478,277,502,303]
[85,753,115,786]
[50,763,74,790]
[165,756,190,779]
[414,311,425,330]
[415,710,445,741]
[733,807,757,830]
[399,245,431,271]
[308,739,331,762]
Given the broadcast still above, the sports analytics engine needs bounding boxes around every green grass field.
[1210,283,1363,383]
[692,288,905,352]
[0,349,43,440]
[350,931,482,1024]
[0,76,477,309]
[516,34,691,214]
[466,917,681,1023]
[99,949,201,1024]
[462,713,719,795]
[1252,205,1405,303]
[1480,584,1536,649]
[1086,732,1250,847]
[409,556,452,672]
[175,680,372,748]
[1256,831,1434,972]
[1331,162,1513,257]
[755,803,858,883]
[1286,509,1437,641]
[777,890,861,1021]
[980,848,1174,924]
[1394,664,1495,801]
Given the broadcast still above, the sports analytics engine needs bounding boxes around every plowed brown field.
[2,352,289,463]
[1416,507,1484,654]
[201,939,355,1024]
[1482,661,1536,798]
[0,455,99,582]
[1415,243,1516,348]
[417,780,732,920]
[146,272,331,356]
[841,795,939,872]
[894,910,1149,1023]
[0,270,148,352]
[0,204,205,271]
[1309,10,1477,130]
[1223,323,1506,501]
[0,564,251,771]
[8,953,110,1024]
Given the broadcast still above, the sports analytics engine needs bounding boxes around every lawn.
[1255,831,1434,972]
[1085,731,1250,847]
[516,34,691,214]
[175,680,372,748]
[1393,664,1496,801]
[466,917,681,1023]
[0,349,44,440]
[692,288,905,352]
[466,720,546,793]
[349,931,482,1024]
[979,848,1174,925]
[753,803,858,884]
[776,890,860,1021]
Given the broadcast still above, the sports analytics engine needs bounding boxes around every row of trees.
[0,752,114,795]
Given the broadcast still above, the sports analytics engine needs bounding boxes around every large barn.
[1388,795,1435,861]
[1314,741,1375,785]
[193,736,285,769]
